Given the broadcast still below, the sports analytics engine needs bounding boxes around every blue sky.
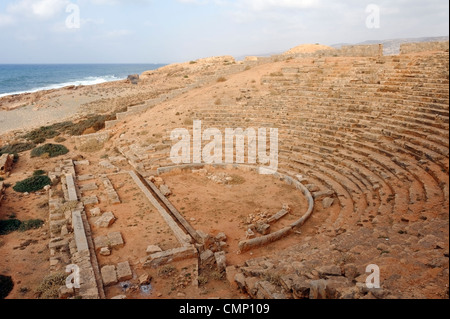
[0,0,448,63]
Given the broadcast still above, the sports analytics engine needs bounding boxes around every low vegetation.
[0,143,35,157]
[22,113,118,144]
[13,175,51,193]
[36,273,67,299]
[0,218,45,235]
[19,219,45,232]
[78,140,104,153]
[31,144,69,158]
[33,170,46,176]
[0,219,22,235]
[158,265,177,278]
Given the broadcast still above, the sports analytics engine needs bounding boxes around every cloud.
[7,0,70,19]
[106,29,132,38]
[242,0,320,11]
[177,0,209,4]
[0,13,15,26]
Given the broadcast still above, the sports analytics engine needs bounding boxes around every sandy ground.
[0,47,448,299]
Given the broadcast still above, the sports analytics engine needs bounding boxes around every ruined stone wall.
[339,44,383,57]
[400,41,449,54]
[0,154,14,175]
[73,131,110,148]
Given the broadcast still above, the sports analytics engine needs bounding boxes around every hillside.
[0,40,448,300]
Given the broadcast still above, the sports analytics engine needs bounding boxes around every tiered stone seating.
[179,51,449,235]
[115,48,448,247]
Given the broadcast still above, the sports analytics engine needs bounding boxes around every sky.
[0,0,448,63]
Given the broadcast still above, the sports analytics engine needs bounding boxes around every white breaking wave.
[0,75,122,98]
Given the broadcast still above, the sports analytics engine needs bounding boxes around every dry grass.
[78,140,104,153]
[270,72,284,77]
[217,77,227,83]
[36,273,67,299]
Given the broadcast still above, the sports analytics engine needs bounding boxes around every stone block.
[72,210,89,252]
[100,247,111,256]
[65,174,78,202]
[95,212,116,228]
[116,261,133,282]
[82,196,99,206]
[108,231,124,249]
[79,183,98,192]
[214,251,227,273]
[322,197,335,209]
[94,235,109,251]
[90,207,101,217]
[101,265,118,286]
[159,185,172,197]
[146,245,162,254]
[200,250,215,266]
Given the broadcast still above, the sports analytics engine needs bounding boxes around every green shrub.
[0,177,4,181]
[33,170,46,176]
[13,176,51,193]
[19,219,44,232]
[0,275,14,299]
[0,143,35,156]
[31,144,69,158]
[0,219,22,235]
[66,114,116,136]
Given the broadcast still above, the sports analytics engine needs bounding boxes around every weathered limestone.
[0,181,5,205]
[65,174,78,202]
[200,249,215,266]
[159,184,172,197]
[116,261,133,281]
[74,131,110,149]
[129,171,192,246]
[143,246,198,268]
[100,176,121,205]
[72,210,89,252]
[146,245,162,254]
[108,231,125,249]
[267,205,291,224]
[340,44,382,57]
[74,160,90,166]
[78,174,95,182]
[79,183,98,192]
[239,227,292,253]
[0,154,14,175]
[322,197,335,209]
[94,232,124,252]
[401,41,449,54]
[100,247,111,256]
[215,251,227,273]
[256,224,271,235]
[94,212,116,228]
[48,159,104,300]
[90,207,101,217]
[82,196,99,206]
[101,265,118,286]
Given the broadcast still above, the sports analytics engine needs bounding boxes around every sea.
[0,64,165,98]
